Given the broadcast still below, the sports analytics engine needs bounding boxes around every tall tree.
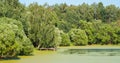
[25,3,61,48]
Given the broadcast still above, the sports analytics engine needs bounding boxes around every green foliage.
[0,17,33,58]
[22,2,120,47]
[69,29,88,46]
[96,24,111,44]
[104,5,118,22]
[1,1,120,59]
[0,24,20,58]
[37,25,61,48]
[56,20,71,33]
[78,20,96,44]
[0,0,25,20]
[110,22,120,44]
[25,3,61,49]
[60,33,71,46]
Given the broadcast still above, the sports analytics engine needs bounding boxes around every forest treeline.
[0,0,120,58]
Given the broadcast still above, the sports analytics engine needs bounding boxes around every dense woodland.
[0,0,120,58]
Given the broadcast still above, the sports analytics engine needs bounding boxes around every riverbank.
[0,45,120,63]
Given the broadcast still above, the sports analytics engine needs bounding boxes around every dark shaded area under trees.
[0,0,120,58]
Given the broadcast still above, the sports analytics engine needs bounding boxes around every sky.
[19,0,120,7]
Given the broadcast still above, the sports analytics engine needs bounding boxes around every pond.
[1,47,120,63]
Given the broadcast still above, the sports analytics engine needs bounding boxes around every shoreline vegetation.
[0,0,120,60]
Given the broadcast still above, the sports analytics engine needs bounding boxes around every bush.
[60,33,71,46]
[69,29,88,46]
[0,24,20,58]
[96,24,111,45]
[0,17,33,58]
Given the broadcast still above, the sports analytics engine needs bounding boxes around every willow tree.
[25,3,61,48]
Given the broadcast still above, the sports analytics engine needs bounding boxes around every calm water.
[1,48,120,63]
[59,48,120,56]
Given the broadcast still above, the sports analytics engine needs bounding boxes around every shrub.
[0,17,33,58]
[69,29,88,46]
[60,33,71,46]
